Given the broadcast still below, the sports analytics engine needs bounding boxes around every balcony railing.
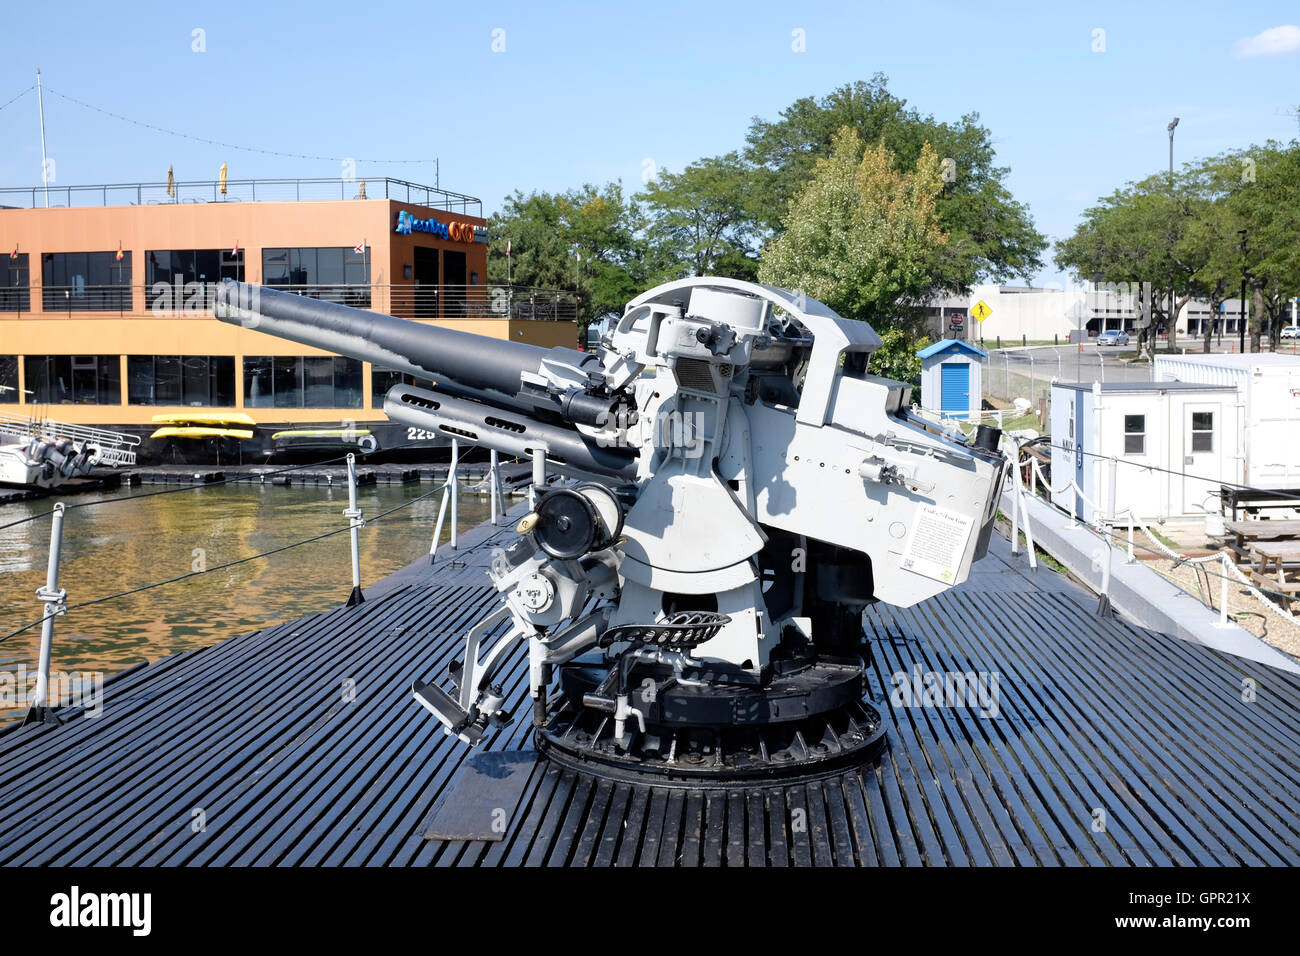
[0,177,481,215]
[2,284,579,322]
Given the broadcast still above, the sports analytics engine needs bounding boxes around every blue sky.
[1,0,1297,285]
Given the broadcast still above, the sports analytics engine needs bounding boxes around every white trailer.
[1155,353,1300,489]
[1050,381,1239,524]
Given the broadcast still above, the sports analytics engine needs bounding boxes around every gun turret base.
[536,692,886,786]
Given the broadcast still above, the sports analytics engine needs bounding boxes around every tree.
[636,153,759,280]
[869,327,929,385]
[1054,174,1209,356]
[745,75,1047,290]
[1224,143,1300,350]
[757,127,948,330]
[487,183,648,333]
[1055,142,1300,356]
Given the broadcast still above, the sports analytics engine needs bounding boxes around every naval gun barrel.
[213,280,615,425]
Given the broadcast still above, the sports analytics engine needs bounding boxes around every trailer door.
[1182,403,1222,515]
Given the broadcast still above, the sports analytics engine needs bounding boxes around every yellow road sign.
[971,300,993,322]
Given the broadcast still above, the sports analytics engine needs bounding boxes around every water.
[0,482,494,694]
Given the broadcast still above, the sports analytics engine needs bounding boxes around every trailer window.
[1123,414,1145,455]
[1191,411,1214,452]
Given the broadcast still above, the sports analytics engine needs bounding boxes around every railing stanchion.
[428,438,459,562]
[489,449,500,525]
[1010,441,1022,554]
[450,438,459,550]
[1219,553,1231,627]
[343,453,365,606]
[28,502,67,724]
[530,448,546,510]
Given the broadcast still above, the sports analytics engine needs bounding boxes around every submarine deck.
[1,513,1298,867]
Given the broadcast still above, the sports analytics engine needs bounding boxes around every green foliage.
[487,76,1045,330]
[745,75,1047,288]
[757,128,947,329]
[869,326,928,385]
[635,152,759,280]
[487,183,647,330]
[1055,140,1300,352]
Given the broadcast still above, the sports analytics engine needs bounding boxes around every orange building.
[0,176,577,462]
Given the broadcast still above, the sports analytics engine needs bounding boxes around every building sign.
[395,210,487,243]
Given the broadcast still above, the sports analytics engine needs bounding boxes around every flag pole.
[36,68,50,209]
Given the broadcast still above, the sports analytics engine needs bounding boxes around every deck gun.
[216,278,1007,779]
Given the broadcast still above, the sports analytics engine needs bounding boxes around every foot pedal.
[413,679,485,746]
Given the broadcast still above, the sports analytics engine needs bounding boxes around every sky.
[1,0,1297,286]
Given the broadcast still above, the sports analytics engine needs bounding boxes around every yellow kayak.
[151,412,257,427]
[150,426,256,440]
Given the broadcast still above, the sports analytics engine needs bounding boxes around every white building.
[1050,381,1240,524]
[1156,353,1300,490]
[925,285,1295,346]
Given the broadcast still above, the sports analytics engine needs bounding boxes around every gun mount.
[215,277,1008,780]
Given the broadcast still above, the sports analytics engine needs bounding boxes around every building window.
[1123,414,1145,455]
[1,254,30,312]
[41,252,132,311]
[146,249,244,312]
[127,356,235,406]
[243,356,363,408]
[262,247,370,308]
[1191,411,1214,452]
[0,355,18,403]
[23,355,121,405]
[371,367,435,407]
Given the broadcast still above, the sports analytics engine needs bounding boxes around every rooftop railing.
[0,177,481,216]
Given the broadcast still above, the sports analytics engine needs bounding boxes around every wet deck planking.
[1,518,1298,867]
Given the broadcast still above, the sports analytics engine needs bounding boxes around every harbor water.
[0,483,493,717]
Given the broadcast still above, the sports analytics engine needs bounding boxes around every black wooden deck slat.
[918,593,1174,866]
[1017,592,1294,865]
[746,790,767,868]
[636,789,669,867]
[209,593,498,867]
[341,632,529,868]
[764,789,790,867]
[1,530,1297,866]
[592,784,632,869]
[1,601,386,865]
[613,783,651,868]
[912,592,1155,866]
[902,592,1105,863]
[1082,598,1300,792]
[657,790,685,867]
[158,590,477,867]
[904,596,1057,867]
[978,590,1265,865]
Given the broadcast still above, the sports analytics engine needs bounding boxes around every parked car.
[1280,326,1300,340]
[1096,329,1130,347]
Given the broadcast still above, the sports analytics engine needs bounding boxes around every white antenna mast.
[36,67,50,208]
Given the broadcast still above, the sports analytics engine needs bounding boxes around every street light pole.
[1238,228,1248,353]
[1167,117,1179,352]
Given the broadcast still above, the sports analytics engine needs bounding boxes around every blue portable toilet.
[916,339,987,420]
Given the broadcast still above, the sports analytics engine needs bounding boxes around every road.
[981,345,1152,402]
